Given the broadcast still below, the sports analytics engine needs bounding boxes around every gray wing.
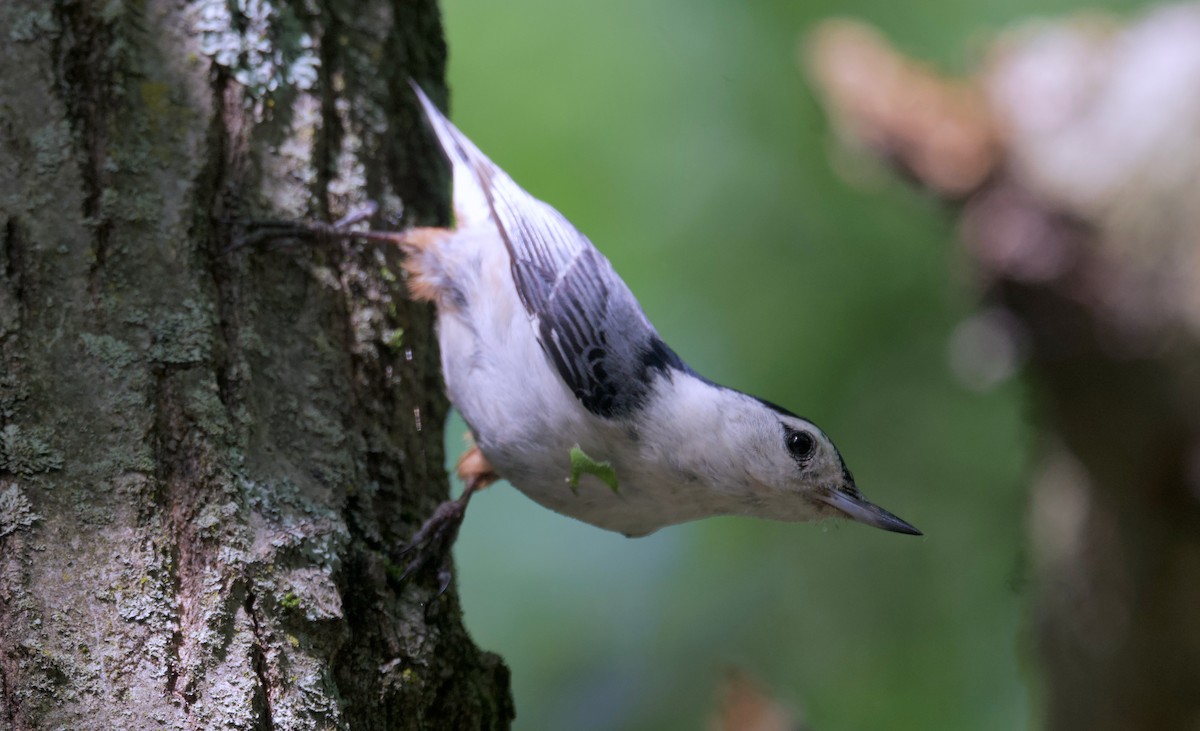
[411,83,684,417]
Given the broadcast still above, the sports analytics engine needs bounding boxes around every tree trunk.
[809,8,1200,730]
[0,1,513,728]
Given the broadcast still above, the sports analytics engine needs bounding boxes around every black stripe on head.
[748,394,807,422]
[675,357,813,424]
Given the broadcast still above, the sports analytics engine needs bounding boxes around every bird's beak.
[818,489,922,536]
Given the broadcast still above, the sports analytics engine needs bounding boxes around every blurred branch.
[805,20,1000,197]
[808,6,1200,731]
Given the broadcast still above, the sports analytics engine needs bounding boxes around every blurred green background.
[437,0,1147,728]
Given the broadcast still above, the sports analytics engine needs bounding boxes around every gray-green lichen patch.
[0,373,30,419]
[186,608,265,729]
[287,662,341,720]
[32,120,75,176]
[0,423,64,475]
[111,558,177,630]
[275,567,343,621]
[298,403,346,450]
[261,92,321,216]
[193,0,318,102]
[98,182,162,226]
[245,475,349,575]
[149,299,215,365]
[80,332,140,373]
[325,109,372,219]
[194,500,241,539]
[0,481,39,538]
[181,376,234,443]
[9,9,58,43]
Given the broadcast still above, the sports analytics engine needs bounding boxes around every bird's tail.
[409,80,494,230]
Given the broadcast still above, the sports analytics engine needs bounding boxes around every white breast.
[430,234,749,535]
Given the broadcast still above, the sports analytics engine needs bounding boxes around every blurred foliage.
[438,0,1150,729]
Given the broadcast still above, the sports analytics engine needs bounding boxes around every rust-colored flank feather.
[397,226,451,304]
[456,444,498,491]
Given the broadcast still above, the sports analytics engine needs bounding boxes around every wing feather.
[411,82,684,417]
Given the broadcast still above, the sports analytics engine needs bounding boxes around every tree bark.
[809,8,1200,730]
[0,1,512,728]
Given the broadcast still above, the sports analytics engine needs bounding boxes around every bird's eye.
[785,428,816,464]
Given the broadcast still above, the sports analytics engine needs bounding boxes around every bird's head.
[727,395,921,536]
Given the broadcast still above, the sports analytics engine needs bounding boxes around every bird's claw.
[391,447,494,597]
[395,493,471,596]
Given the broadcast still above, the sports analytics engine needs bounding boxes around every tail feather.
[409,81,494,230]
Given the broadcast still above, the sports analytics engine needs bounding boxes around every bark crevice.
[246,590,276,731]
[49,1,115,285]
[0,216,25,337]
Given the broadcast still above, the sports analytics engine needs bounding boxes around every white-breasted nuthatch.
[399,82,919,553]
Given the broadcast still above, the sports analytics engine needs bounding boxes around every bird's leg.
[397,444,498,595]
[224,221,409,253]
[223,202,414,254]
[224,209,455,306]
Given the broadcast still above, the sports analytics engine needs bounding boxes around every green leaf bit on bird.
[568,445,620,495]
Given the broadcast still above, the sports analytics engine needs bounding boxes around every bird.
[394,82,919,583]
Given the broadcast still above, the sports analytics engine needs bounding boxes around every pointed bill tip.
[819,490,922,536]
[877,513,923,536]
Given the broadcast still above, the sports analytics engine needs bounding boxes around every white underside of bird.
[401,83,920,538]
[425,224,797,536]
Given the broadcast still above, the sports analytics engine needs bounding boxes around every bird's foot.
[395,445,498,595]
[396,490,473,596]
